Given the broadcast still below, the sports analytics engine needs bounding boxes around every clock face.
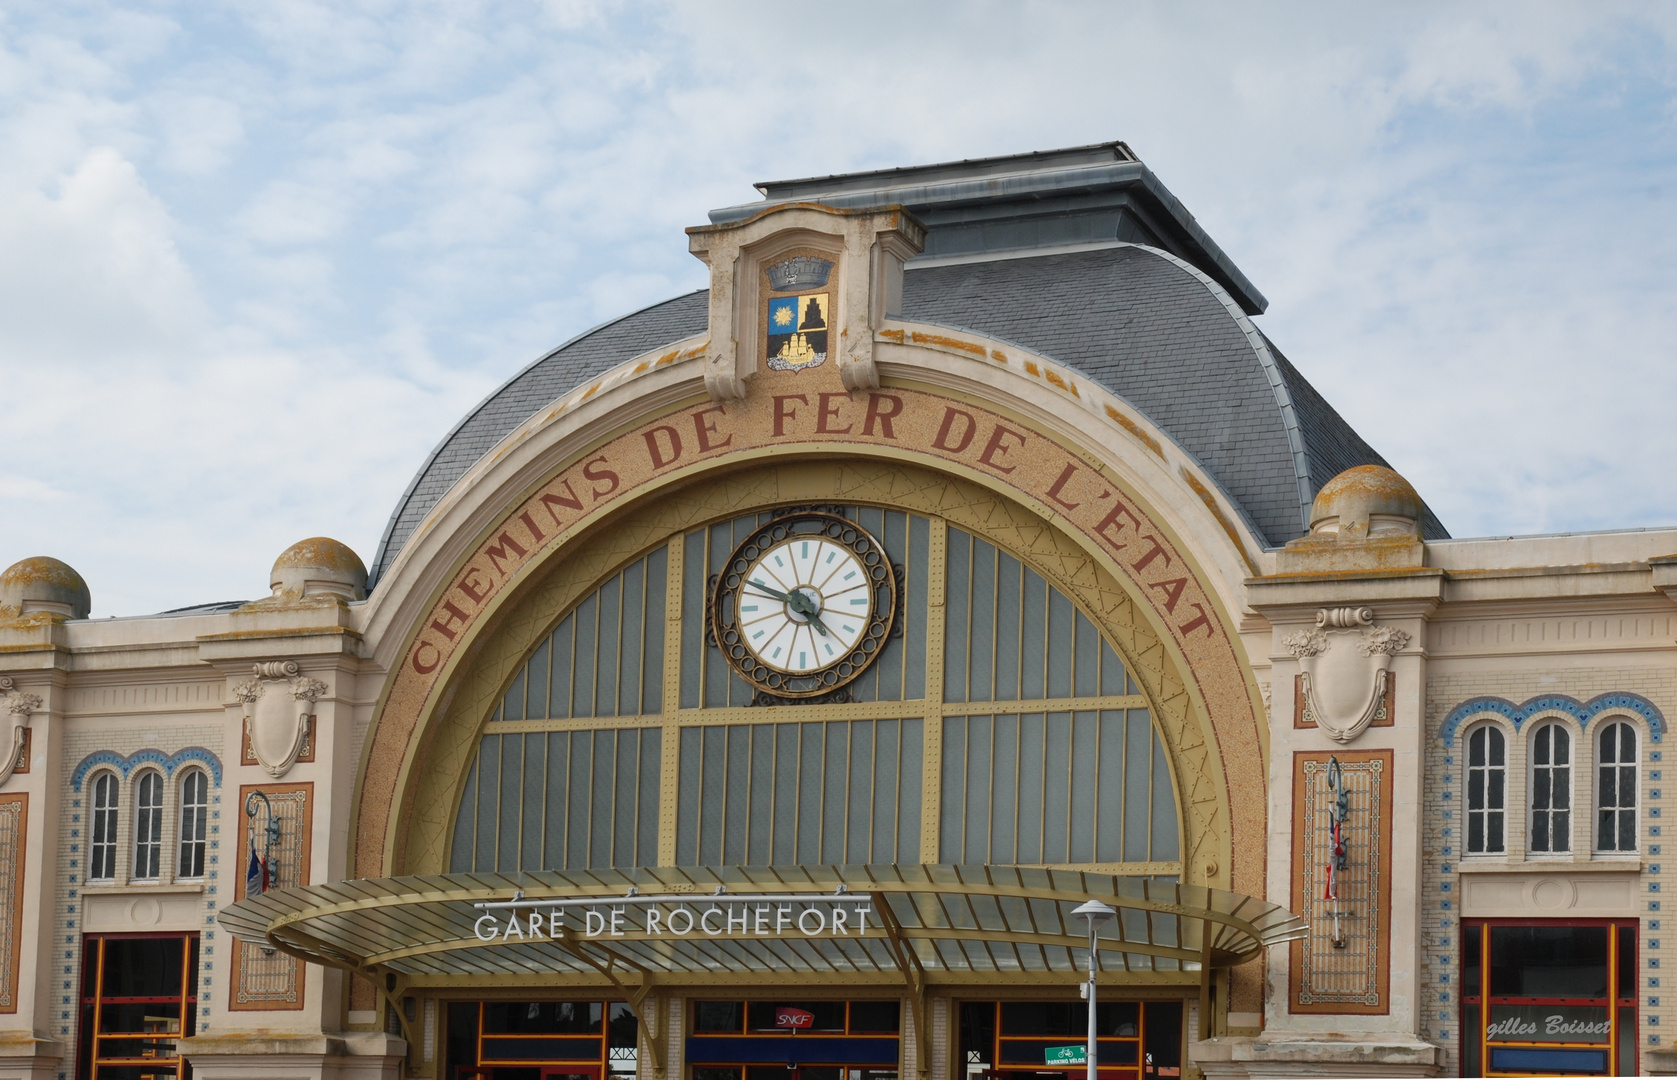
[712,513,896,699]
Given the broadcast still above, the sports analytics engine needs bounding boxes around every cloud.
[0,0,1674,614]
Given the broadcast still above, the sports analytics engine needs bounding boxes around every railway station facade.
[1,142,1674,1079]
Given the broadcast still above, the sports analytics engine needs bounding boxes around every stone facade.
[1,145,1672,1079]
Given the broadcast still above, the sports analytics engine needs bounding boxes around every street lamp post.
[1072,899,1117,1080]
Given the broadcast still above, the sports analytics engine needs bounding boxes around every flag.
[246,840,267,897]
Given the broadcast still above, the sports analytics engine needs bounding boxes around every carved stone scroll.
[232,662,327,778]
[1282,609,1410,743]
[0,679,40,787]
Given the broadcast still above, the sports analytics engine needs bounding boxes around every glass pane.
[1618,925,1636,999]
[102,939,183,997]
[1463,923,1482,998]
[482,1002,603,1034]
[1489,925,1608,998]
[848,1001,902,1033]
[693,1002,744,1033]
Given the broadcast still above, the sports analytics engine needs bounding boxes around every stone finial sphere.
[1309,465,1424,538]
[0,556,92,619]
[271,537,367,601]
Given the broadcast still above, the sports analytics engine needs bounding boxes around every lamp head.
[1071,899,1117,927]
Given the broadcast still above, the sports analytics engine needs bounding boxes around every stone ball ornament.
[270,537,367,601]
[1308,464,1423,540]
[0,556,91,619]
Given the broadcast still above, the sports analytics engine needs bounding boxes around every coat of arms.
[765,255,833,373]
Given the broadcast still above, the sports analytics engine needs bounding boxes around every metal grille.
[939,711,1177,864]
[236,789,307,1004]
[0,797,20,1008]
[675,718,923,865]
[450,727,661,873]
[1296,757,1384,1006]
[500,548,667,721]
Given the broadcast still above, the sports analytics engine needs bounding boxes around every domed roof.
[367,147,1448,587]
[0,556,91,619]
[1309,465,1425,538]
[271,537,367,601]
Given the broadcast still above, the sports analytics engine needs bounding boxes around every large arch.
[347,329,1274,1014]
[399,458,1219,881]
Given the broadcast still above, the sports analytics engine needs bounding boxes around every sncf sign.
[775,1008,814,1029]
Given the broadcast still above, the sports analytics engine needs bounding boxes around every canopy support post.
[1198,929,1213,1041]
[552,931,666,1077]
[872,892,929,1080]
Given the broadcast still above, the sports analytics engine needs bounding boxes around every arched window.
[89,773,119,882]
[450,509,1179,876]
[1465,724,1506,854]
[133,770,164,880]
[1529,722,1572,854]
[1597,721,1638,854]
[178,768,209,878]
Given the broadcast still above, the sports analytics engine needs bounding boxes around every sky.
[1,1,1675,617]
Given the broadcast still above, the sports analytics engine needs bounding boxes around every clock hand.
[749,578,833,637]
[746,579,793,602]
[787,589,832,637]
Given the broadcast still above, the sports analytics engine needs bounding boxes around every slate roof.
[367,244,1447,588]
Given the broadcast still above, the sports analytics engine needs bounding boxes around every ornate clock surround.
[709,509,899,701]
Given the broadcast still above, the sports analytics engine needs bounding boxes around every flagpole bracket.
[245,790,283,953]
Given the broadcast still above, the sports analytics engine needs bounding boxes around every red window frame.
[76,933,199,1080]
[1460,918,1636,1077]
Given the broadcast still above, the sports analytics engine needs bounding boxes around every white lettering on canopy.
[469,892,877,943]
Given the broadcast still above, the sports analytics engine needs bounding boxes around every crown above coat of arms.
[766,256,834,291]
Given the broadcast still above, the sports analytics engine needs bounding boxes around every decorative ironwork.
[0,795,22,1011]
[235,788,308,1006]
[1296,755,1386,1009]
[710,512,897,699]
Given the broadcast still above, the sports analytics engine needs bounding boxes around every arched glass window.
[1465,725,1506,854]
[133,771,164,880]
[1529,722,1572,854]
[178,768,209,878]
[1597,721,1638,854]
[90,773,118,882]
[451,508,1179,876]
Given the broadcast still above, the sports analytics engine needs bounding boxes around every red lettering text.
[411,640,443,674]
[692,405,732,452]
[1148,576,1188,613]
[1177,602,1214,638]
[456,567,491,605]
[772,394,808,437]
[862,393,903,438]
[1130,535,1172,573]
[518,510,546,543]
[816,392,852,434]
[644,425,683,469]
[582,457,618,498]
[978,424,1027,473]
[540,480,585,523]
[430,599,471,641]
[1093,502,1142,550]
[1045,462,1083,511]
[484,531,529,575]
[932,407,977,453]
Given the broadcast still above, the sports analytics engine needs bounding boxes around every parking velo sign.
[1044,1045,1087,1065]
